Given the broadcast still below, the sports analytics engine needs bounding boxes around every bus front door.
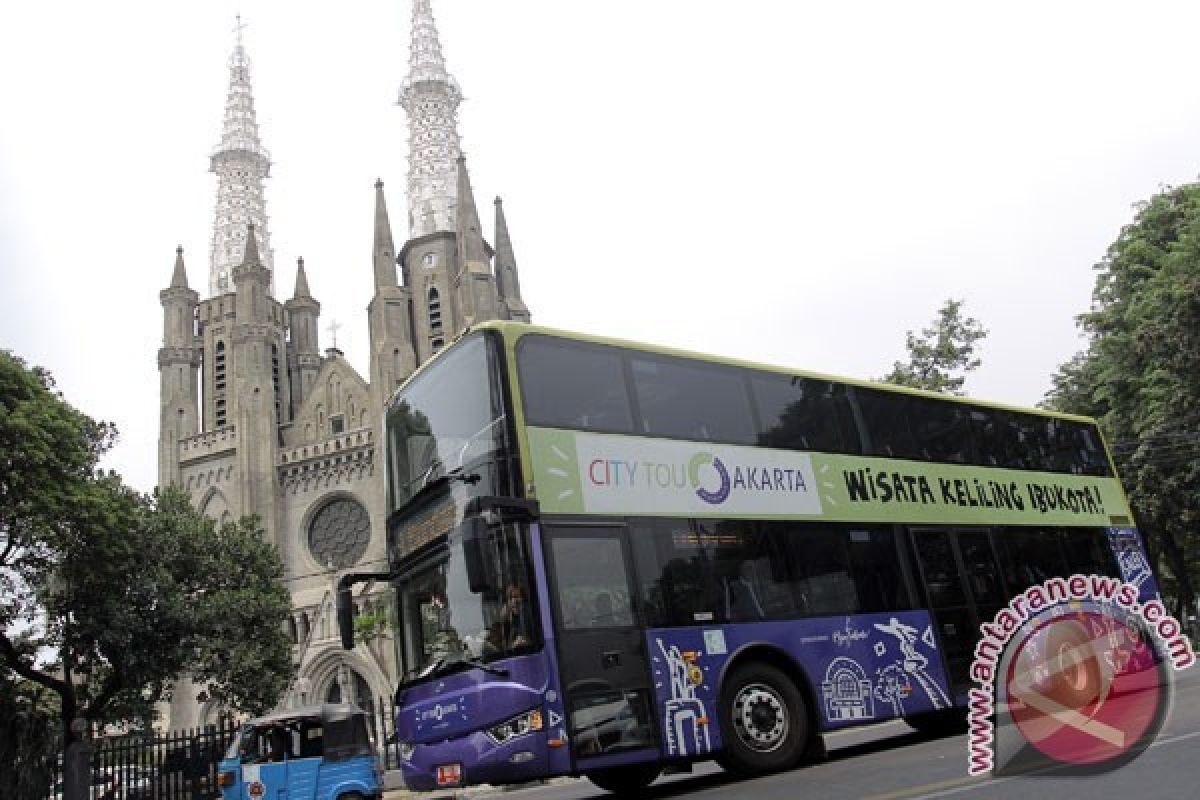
[544,525,658,764]
[910,528,1006,693]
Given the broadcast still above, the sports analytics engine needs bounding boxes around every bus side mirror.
[462,516,491,594]
[336,585,355,650]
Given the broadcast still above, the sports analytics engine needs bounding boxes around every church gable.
[289,357,372,445]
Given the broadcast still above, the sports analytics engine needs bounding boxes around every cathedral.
[156,1,530,729]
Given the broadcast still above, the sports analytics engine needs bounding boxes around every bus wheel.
[585,764,661,795]
[905,709,967,736]
[717,662,809,775]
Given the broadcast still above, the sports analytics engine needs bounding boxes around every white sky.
[3,0,1200,495]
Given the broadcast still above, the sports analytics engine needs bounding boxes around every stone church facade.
[156,1,530,729]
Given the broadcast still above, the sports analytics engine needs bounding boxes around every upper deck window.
[518,337,634,433]
[751,373,861,455]
[630,355,756,444]
[514,334,1111,476]
[387,334,509,511]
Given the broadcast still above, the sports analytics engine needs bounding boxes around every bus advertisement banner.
[527,427,1132,527]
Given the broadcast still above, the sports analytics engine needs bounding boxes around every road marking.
[859,775,982,800]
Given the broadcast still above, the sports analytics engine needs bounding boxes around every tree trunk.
[59,688,87,800]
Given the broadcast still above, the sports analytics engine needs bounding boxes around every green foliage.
[883,299,988,395]
[353,609,392,646]
[0,351,294,758]
[1044,184,1200,617]
[0,666,58,800]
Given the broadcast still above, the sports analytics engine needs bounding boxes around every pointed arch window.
[214,341,227,427]
[428,287,444,353]
[271,343,282,422]
[428,287,443,335]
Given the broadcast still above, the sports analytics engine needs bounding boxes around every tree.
[1044,184,1200,620]
[883,298,988,394]
[0,664,58,800]
[0,351,294,789]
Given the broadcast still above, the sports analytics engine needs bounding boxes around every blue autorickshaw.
[218,704,383,800]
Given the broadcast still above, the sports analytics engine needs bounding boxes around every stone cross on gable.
[326,319,342,349]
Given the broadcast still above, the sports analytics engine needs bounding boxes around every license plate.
[436,763,462,786]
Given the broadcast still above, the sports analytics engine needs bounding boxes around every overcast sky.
[4,0,1200,494]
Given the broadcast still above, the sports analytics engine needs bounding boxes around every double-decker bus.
[336,321,1158,794]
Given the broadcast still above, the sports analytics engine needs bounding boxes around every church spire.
[373,179,398,289]
[493,197,530,322]
[454,155,498,325]
[241,221,261,266]
[399,0,463,238]
[170,245,190,289]
[455,156,488,268]
[208,15,275,298]
[293,255,312,298]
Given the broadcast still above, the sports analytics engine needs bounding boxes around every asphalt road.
[467,663,1200,800]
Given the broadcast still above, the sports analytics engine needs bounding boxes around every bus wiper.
[429,655,509,679]
[409,466,481,504]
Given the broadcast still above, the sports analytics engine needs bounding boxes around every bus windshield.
[386,334,509,510]
[397,524,538,677]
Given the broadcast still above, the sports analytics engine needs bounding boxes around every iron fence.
[40,698,399,800]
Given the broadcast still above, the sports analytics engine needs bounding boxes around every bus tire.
[717,661,809,776]
[905,708,967,736]
[585,764,661,795]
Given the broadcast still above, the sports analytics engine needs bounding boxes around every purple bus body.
[395,525,1155,789]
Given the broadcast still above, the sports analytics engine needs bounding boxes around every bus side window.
[856,389,921,461]
[750,374,860,455]
[997,527,1065,592]
[1061,528,1119,577]
[908,397,972,464]
[630,356,756,445]
[517,336,634,434]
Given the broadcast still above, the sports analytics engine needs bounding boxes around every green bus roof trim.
[384,322,1125,520]
[464,320,1098,425]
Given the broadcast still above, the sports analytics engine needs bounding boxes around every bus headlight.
[399,741,416,761]
[486,709,544,745]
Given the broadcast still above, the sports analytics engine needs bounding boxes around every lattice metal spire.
[208,15,275,297]
[398,0,463,238]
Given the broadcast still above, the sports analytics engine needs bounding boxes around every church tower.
[367,179,417,414]
[158,247,200,488]
[158,2,534,730]
[208,18,275,297]
[386,0,533,367]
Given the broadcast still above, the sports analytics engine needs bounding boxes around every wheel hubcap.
[732,683,788,752]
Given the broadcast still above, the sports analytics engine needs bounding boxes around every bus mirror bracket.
[463,496,540,521]
[336,571,393,651]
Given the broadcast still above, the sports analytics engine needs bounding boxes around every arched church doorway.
[326,668,380,743]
